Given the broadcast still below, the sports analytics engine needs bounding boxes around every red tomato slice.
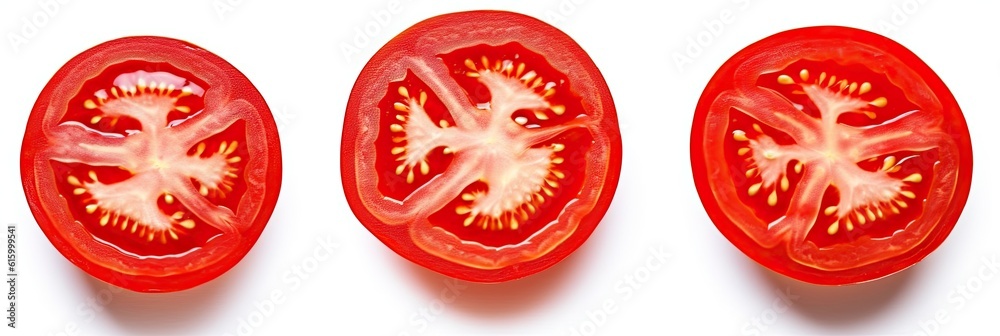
[20,36,282,292]
[342,11,621,282]
[691,26,972,285]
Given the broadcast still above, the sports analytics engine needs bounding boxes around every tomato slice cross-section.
[342,11,621,282]
[21,36,281,292]
[691,26,972,285]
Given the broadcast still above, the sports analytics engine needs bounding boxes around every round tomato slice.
[21,36,282,292]
[691,26,972,285]
[342,11,621,282]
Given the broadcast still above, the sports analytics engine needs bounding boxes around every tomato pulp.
[691,26,972,285]
[21,36,282,292]
[342,11,621,282]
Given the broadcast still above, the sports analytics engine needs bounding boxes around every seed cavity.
[456,143,566,231]
[775,68,886,117]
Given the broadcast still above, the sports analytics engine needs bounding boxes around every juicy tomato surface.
[691,26,972,285]
[342,11,621,282]
[21,36,281,292]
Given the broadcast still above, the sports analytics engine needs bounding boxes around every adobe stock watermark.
[672,0,752,74]
[566,245,671,336]
[875,0,930,36]
[272,106,297,132]
[47,275,129,336]
[913,254,999,336]
[740,287,799,335]
[212,0,249,21]
[340,0,405,63]
[7,0,71,54]
[541,0,588,25]
[396,278,469,335]
[224,235,340,336]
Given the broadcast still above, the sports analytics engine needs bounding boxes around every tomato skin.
[691,26,972,285]
[342,11,621,282]
[21,36,282,292]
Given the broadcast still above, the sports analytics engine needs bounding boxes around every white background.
[1,1,997,335]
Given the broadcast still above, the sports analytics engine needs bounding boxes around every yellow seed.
[748,183,762,196]
[464,59,477,70]
[777,75,795,85]
[169,230,179,240]
[179,219,196,229]
[390,124,404,132]
[900,190,916,199]
[406,170,414,184]
[227,156,242,163]
[794,162,803,174]
[225,141,239,155]
[737,148,751,156]
[752,123,763,133]
[73,188,87,195]
[799,69,810,81]
[551,105,566,115]
[552,143,565,152]
[745,168,758,178]
[90,116,102,124]
[551,170,565,179]
[824,206,838,216]
[456,206,471,215]
[767,191,778,206]
[200,185,209,196]
[870,97,888,108]
[903,173,922,183]
[846,220,855,232]
[859,82,872,95]
[398,86,409,98]
[733,130,749,142]
[866,208,876,221]
[419,91,427,106]
[195,142,206,156]
[827,223,839,235]
[84,99,98,109]
[391,147,406,155]
[419,161,430,175]
[86,204,98,214]
[461,193,476,201]
[176,106,191,113]
[463,216,475,227]
[780,176,789,192]
[882,156,897,171]
[68,176,82,186]
[165,194,174,204]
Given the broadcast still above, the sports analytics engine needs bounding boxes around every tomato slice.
[691,26,972,285]
[20,36,282,292]
[342,11,621,282]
